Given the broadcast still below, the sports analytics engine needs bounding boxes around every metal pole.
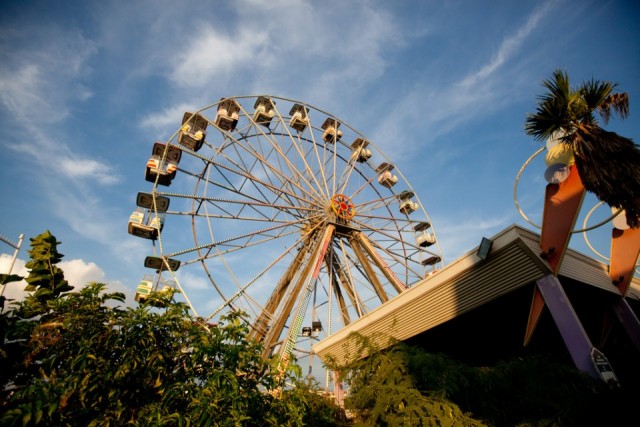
[0,233,24,298]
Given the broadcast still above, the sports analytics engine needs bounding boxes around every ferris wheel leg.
[523,285,546,346]
[539,164,586,274]
[609,226,640,296]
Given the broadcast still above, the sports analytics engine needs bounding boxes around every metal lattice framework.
[131,95,444,371]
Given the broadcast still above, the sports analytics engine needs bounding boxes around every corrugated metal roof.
[313,224,640,365]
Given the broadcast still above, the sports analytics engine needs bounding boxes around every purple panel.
[612,297,640,351]
[536,275,599,378]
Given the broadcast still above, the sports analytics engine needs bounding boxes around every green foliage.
[1,283,285,426]
[281,377,350,427]
[332,333,485,426]
[17,231,73,319]
[0,231,348,426]
[331,332,637,427]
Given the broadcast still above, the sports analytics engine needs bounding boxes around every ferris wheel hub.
[330,194,356,220]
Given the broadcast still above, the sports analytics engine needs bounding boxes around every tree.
[17,230,73,319]
[330,333,485,426]
[1,283,342,426]
[524,69,640,227]
[0,231,347,426]
[1,231,73,392]
[329,332,638,427]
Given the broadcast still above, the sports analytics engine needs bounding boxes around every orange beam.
[609,226,640,296]
[540,164,586,274]
[524,286,546,346]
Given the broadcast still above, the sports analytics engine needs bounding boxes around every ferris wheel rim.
[142,95,444,370]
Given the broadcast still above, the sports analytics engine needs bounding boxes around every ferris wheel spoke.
[209,230,311,324]
[246,130,326,202]
[205,155,319,211]
[248,235,315,342]
[225,132,311,205]
[159,191,320,221]
[299,137,330,200]
[337,156,360,196]
[231,127,327,206]
[165,218,308,260]
[271,106,332,201]
[353,195,402,214]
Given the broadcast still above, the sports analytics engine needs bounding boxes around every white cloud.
[58,158,120,185]
[169,26,269,88]
[134,0,404,108]
[0,254,28,305]
[436,214,513,262]
[139,103,202,135]
[0,26,97,123]
[1,23,121,189]
[0,254,135,307]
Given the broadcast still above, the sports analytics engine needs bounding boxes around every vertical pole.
[0,233,24,298]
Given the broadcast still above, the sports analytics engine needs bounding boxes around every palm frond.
[525,70,579,141]
[572,125,640,228]
[579,79,615,111]
[598,92,629,124]
[541,69,571,104]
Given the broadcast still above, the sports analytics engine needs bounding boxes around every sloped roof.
[313,224,640,365]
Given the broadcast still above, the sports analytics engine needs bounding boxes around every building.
[313,224,640,389]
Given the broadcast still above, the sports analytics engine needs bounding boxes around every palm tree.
[525,69,640,228]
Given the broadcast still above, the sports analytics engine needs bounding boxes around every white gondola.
[376,163,398,188]
[135,276,153,303]
[135,274,176,306]
[128,208,165,240]
[289,103,309,132]
[214,98,241,131]
[398,190,418,215]
[179,112,208,152]
[136,191,170,211]
[414,221,436,247]
[311,320,323,337]
[145,142,181,186]
[144,255,181,271]
[128,192,170,240]
[351,138,372,162]
[253,96,276,126]
[421,255,441,266]
[321,118,342,143]
[400,200,419,215]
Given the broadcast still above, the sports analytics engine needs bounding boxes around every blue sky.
[1,0,639,315]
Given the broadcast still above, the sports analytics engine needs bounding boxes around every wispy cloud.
[134,1,404,110]
[0,21,132,263]
[371,0,558,157]
[0,254,135,306]
[435,214,514,261]
[0,26,97,123]
[457,0,556,89]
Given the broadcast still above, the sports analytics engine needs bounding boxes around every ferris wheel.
[128,95,444,370]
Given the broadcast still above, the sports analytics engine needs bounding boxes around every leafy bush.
[0,231,347,426]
